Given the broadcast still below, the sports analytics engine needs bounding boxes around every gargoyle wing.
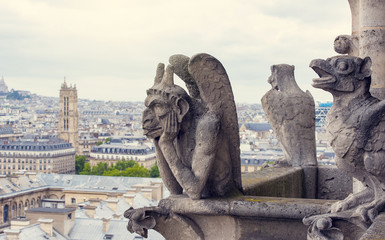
[187,53,242,192]
[261,89,286,133]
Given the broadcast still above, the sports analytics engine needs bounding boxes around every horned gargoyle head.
[142,63,190,139]
[310,55,372,93]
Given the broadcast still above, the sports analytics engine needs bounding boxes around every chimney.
[4,229,20,240]
[126,188,136,195]
[38,219,53,237]
[89,198,101,207]
[106,193,119,199]
[26,172,37,182]
[11,219,30,230]
[142,189,153,201]
[105,199,118,212]
[150,182,164,201]
[132,184,146,193]
[123,194,135,206]
[102,218,110,233]
[84,205,97,218]
[15,171,25,177]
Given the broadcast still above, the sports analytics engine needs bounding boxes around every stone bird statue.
[261,64,316,167]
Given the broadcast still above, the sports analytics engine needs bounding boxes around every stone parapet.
[242,167,303,198]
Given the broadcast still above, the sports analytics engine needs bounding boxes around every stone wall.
[241,166,352,200]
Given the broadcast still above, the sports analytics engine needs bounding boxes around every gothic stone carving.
[124,205,204,239]
[142,53,243,200]
[261,64,317,167]
[304,55,385,239]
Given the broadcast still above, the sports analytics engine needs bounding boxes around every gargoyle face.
[142,96,171,139]
[267,72,278,90]
[310,55,371,93]
[142,94,189,139]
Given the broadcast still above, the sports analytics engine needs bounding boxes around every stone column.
[349,0,385,99]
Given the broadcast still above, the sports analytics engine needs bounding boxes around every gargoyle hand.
[160,110,179,142]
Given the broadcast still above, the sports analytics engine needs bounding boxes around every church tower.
[58,80,79,153]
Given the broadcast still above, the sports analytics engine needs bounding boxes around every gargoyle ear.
[176,98,189,122]
[357,57,372,80]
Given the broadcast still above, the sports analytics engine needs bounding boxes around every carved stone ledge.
[125,195,334,240]
[124,204,204,239]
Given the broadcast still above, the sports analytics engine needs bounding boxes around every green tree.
[96,141,103,146]
[75,155,86,174]
[106,137,111,143]
[103,169,122,176]
[80,162,91,175]
[150,164,160,178]
[123,164,150,177]
[91,162,108,175]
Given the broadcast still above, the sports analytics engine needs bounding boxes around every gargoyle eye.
[334,59,354,74]
[337,61,348,71]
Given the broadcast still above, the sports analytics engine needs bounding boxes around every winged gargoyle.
[303,55,385,236]
[142,53,243,200]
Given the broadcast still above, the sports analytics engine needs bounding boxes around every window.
[71,198,76,204]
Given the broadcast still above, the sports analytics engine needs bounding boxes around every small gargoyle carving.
[124,207,156,238]
[303,55,385,238]
[261,64,316,167]
[142,53,243,200]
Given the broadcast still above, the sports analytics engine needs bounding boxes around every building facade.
[58,81,79,154]
[78,134,98,157]
[89,143,156,169]
[0,139,75,175]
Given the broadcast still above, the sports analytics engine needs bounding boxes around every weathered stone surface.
[359,213,385,240]
[317,166,353,200]
[242,167,303,198]
[306,54,385,239]
[142,53,242,200]
[261,64,317,167]
[336,0,385,99]
[126,195,335,240]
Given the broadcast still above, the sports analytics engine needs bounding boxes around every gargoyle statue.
[142,53,243,200]
[310,55,385,223]
[261,64,316,167]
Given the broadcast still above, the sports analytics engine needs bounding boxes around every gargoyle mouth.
[143,127,163,138]
[310,60,336,88]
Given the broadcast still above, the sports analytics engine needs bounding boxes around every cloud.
[0,0,351,103]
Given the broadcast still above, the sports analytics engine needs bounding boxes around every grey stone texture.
[142,53,243,200]
[317,166,353,200]
[307,54,385,239]
[261,64,317,167]
[126,195,337,240]
[336,0,385,100]
[242,167,303,198]
[359,213,385,240]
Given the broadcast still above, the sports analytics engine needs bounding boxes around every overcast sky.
[0,0,351,103]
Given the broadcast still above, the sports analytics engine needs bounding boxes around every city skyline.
[0,0,350,103]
